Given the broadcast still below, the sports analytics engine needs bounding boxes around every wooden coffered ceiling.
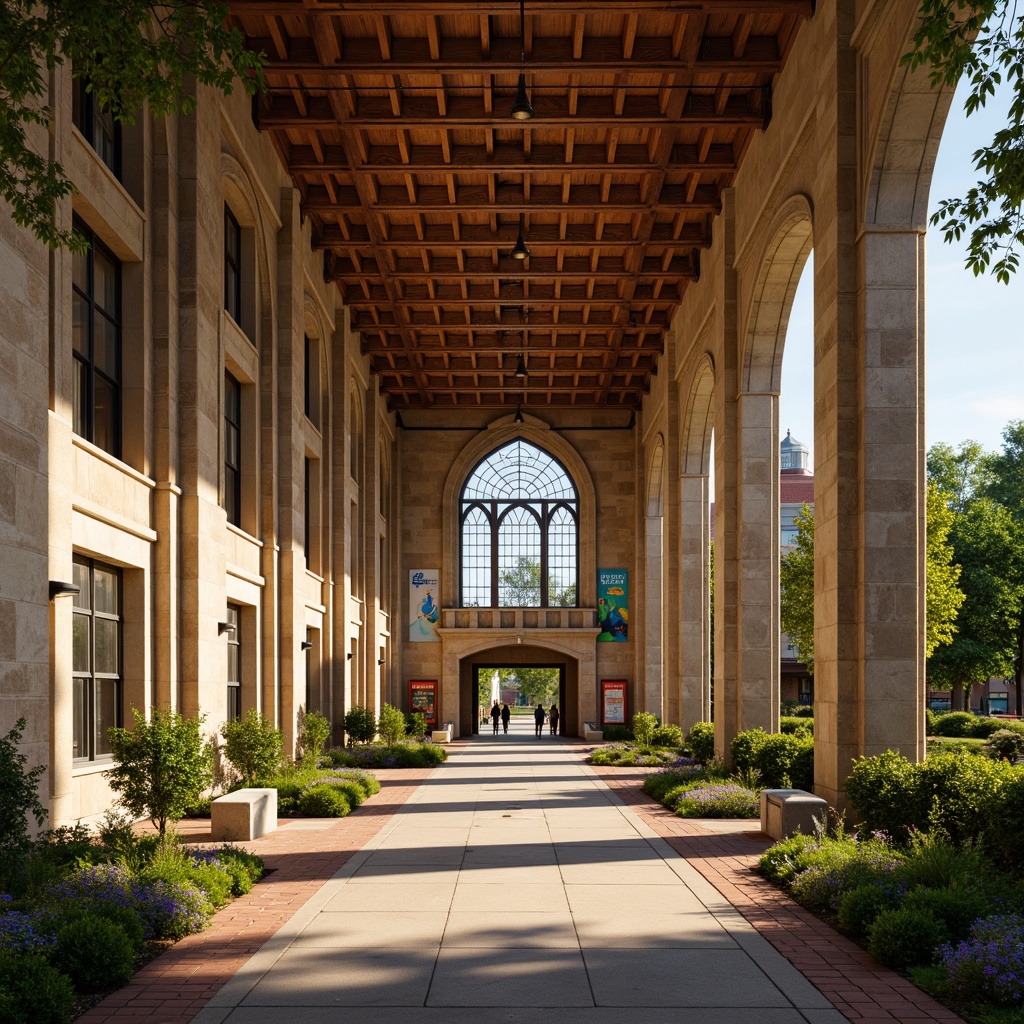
[229,1,813,411]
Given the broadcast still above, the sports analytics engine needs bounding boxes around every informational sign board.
[597,569,629,642]
[409,680,438,725]
[409,569,440,642]
[601,680,628,726]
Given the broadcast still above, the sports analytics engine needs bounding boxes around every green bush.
[0,952,75,1024]
[377,704,407,747]
[897,833,989,891]
[215,846,264,895]
[731,729,813,789]
[326,742,447,769]
[917,751,1015,846]
[0,719,47,865]
[730,728,768,774]
[671,782,759,819]
[601,725,633,742]
[789,839,904,915]
[932,712,1006,739]
[758,833,819,885]
[297,784,351,817]
[685,721,715,763]
[344,705,376,744]
[222,710,283,787]
[984,728,1024,761]
[74,900,145,951]
[632,712,658,748]
[138,841,232,910]
[54,915,135,991]
[642,764,706,803]
[902,886,988,942]
[107,708,213,836]
[779,716,813,736]
[868,907,948,969]
[650,723,683,748]
[926,708,939,735]
[404,711,427,739]
[329,780,366,808]
[982,773,1024,874]
[298,710,331,770]
[846,750,929,845]
[837,883,901,939]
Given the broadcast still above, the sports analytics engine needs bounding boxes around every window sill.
[72,759,115,777]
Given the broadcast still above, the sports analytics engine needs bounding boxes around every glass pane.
[93,249,118,317]
[225,422,240,469]
[72,357,88,439]
[548,506,578,606]
[224,465,239,526]
[73,678,87,759]
[94,109,116,170]
[93,375,117,455]
[94,679,120,756]
[227,683,241,723]
[72,561,90,609]
[72,292,87,355]
[72,613,90,672]
[72,247,88,292]
[94,617,119,675]
[497,506,542,606]
[94,313,118,379]
[227,641,239,684]
[225,374,240,424]
[93,566,118,615]
[464,440,576,500]
[461,506,491,607]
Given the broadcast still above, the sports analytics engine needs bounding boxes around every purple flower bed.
[940,915,1024,1006]
[672,782,760,819]
[0,908,56,954]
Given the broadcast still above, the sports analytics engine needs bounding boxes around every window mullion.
[489,502,499,607]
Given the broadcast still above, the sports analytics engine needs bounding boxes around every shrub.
[297,710,331,770]
[327,742,447,769]
[897,832,990,892]
[213,846,264,896]
[671,783,760,819]
[939,914,1024,1006]
[779,716,813,736]
[790,704,815,718]
[642,761,705,803]
[759,833,819,886]
[917,750,1015,846]
[846,750,928,845]
[107,708,213,836]
[982,773,1024,875]
[0,907,56,955]
[632,712,658,749]
[730,728,768,774]
[902,887,988,943]
[926,708,939,735]
[143,879,211,939]
[790,840,904,915]
[54,915,134,991]
[0,952,75,1024]
[838,883,902,939]
[601,725,633,742]
[377,704,407,747]
[755,733,814,789]
[297,784,352,817]
[404,711,427,739]
[139,841,232,910]
[984,728,1024,762]
[334,768,380,796]
[650,724,683,748]
[685,721,715,763]
[222,710,283,787]
[869,907,948,969]
[345,705,376,744]
[329,780,366,808]
[931,711,978,738]
[0,719,48,863]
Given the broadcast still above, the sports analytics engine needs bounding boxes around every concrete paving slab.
[456,864,564,885]
[363,847,466,866]
[216,1009,813,1024]
[442,911,579,947]
[321,881,455,912]
[426,949,593,1006]
[582,948,791,1007]
[290,911,449,948]
[348,866,462,885]
[564,883,707,914]
[571,911,737,948]
[554,843,663,864]
[450,881,571,913]
[558,862,683,885]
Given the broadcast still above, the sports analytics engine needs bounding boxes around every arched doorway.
[467,659,569,737]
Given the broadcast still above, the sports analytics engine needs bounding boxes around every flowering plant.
[939,914,1024,1005]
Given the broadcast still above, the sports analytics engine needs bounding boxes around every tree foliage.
[498,555,576,607]
[222,709,283,786]
[494,666,560,706]
[925,480,966,657]
[376,704,407,748]
[780,504,815,673]
[107,708,213,835]
[0,0,264,249]
[906,2,1024,281]
[0,718,47,861]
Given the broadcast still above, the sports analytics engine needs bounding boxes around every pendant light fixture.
[509,0,534,120]
[515,353,528,377]
[511,213,530,260]
[514,405,525,424]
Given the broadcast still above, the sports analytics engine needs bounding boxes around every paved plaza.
[193,719,842,1024]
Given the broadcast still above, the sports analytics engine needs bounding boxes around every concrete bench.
[431,722,453,743]
[760,788,828,840]
[583,723,604,741]
[211,788,278,842]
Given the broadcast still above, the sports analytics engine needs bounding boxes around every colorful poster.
[409,569,440,642]
[597,569,629,642]
[602,680,628,726]
[409,680,438,725]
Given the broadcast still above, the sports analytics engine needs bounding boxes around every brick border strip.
[75,769,434,1024]
[592,765,965,1024]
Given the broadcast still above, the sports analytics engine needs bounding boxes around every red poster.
[409,680,438,725]
[601,680,628,726]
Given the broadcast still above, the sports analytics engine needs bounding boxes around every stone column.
[737,391,781,733]
[644,513,664,720]
[679,473,711,731]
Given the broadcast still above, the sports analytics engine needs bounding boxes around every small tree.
[344,705,376,745]
[297,710,331,769]
[376,704,407,748]
[221,710,283,787]
[780,504,815,673]
[404,711,427,739]
[107,708,212,836]
[0,719,47,862]
[632,712,658,749]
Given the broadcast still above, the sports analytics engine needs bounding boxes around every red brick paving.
[591,764,966,1023]
[75,768,433,1024]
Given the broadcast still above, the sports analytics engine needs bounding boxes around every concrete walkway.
[195,719,843,1024]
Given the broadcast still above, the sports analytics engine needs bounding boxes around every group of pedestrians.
[489,701,560,736]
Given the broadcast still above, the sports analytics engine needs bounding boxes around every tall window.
[224,372,242,527]
[72,79,120,176]
[224,206,242,324]
[72,557,122,761]
[304,335,319,427]
[460,440,579,607]
[72,220,121,457]
[226,604,241,722]
[304,456,311,569]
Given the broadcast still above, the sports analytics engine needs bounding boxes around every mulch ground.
[590,763,966,1024]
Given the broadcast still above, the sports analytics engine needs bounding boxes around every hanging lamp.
[511,213,530,259]
[508,0,534,120]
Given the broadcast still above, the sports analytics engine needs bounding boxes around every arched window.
[460,440,578,607]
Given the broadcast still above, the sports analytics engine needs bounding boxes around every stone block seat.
[431,723,453,743]
[211,788,278,842]
[760,788,828,841]
[583,723,604,741]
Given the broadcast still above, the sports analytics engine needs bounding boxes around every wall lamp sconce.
[49,580,80,600]
[377,658,386,666]
[300,640,313,651]
[217,621,236,636]
[347,652,354,660]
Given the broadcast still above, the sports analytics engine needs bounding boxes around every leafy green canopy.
[780,504,815,672]
[907,2,1024,281]
[0,0,264,248]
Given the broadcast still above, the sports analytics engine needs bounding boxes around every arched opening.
[644,437,665,720]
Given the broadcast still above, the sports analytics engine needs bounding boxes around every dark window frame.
[224,371,242,528]
[224,206,242,324]
[72,555,123,763]
[72,78,121,178]
[226,604,242,722]
[72,218,122,458]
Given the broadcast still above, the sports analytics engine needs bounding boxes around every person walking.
[491,702,501,735]
[549,704,559,736]
[501,703,511,734]
[534,703,545,737]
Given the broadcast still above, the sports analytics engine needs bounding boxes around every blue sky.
[780,76,1024,462]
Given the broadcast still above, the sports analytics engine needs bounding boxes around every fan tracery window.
[460,440,578,608]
